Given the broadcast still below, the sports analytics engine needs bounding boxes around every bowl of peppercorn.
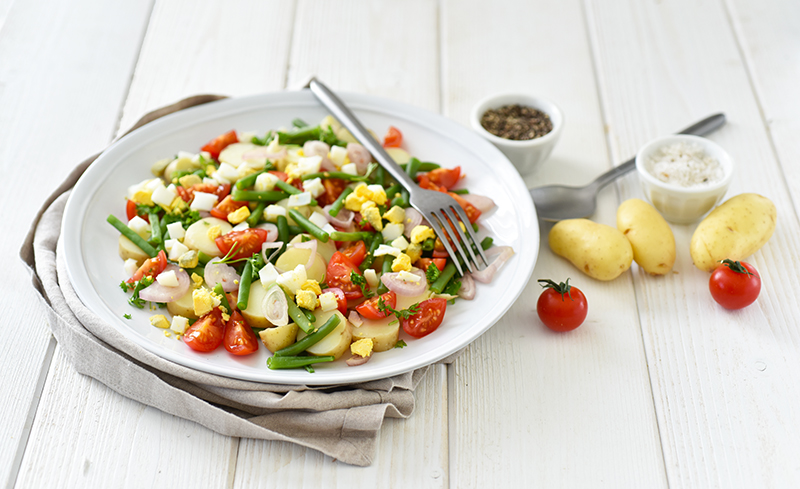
[471,93,563,174]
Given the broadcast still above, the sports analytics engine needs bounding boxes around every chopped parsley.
[123,313,132,320]
[426,263,440,284]
[121,276,155,309]
[394,339,407,349]
[377,298,420,325]
[350,270,374,298]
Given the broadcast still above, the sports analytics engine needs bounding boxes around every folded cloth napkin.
[20,95,456,467]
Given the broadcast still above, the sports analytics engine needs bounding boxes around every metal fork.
[307,78,488,275]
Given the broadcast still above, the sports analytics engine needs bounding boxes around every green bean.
[422,237,435,251]
[187,266,204,278]
[405,157,422,180]
[276,215,289,242]
[277,126,321,145]
[148,211,162,244]
[329,231,373,242]
[384,183,402,200]
[288,209,329,243]
[430,262,458,293]
[451,188,470,195]
[236,261,253,310]
[359,232,384,271]
[267,355,334,370]
[273,180,319,206]
[302,308,316,323]
[292,118,309,128]
[480,237,494,250]
[377,256,394,294]
[274,314,341,357]
[328,187,353,217]
[300,171,366,182]
[390,189,408,208]
[197,251,213,264]
[246,202,266,227]
[107,215,158,257]
[472,222,479,232]
[235,170,265,190]
[284,290,313,334]
[374,165,385,186]
[231,189,288,202]
[213,283,233,314]
[399,161,440,172]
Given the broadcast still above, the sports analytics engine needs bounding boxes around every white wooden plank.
[442,0,667,487]
[232,0,448,481]
[585,0,800,487]
[0,0,152,487]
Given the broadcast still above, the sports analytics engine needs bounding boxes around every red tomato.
[402,298,447,338]
[125,200,150,222]
[415,258,447,272]
[317,178,348,207]
[209,195,247,220]
[128,250,167,283]
[424,167,461,190]
[356,291,397,320]
[432,250,450,259]
[183,308,225,352]
[178,183,231,203]
[536,279,588,332]
[448,191,481,223]
[382,126,403,148]
[340,240,367,267]
[215,228,269,261]
[352,212,375,232]
[417,174,448,192]
[201,130,238,159]
[325,287,348,315]
[223,310,259,355]
[268,170,289,182]
[709,260,761,310]
[325,252,363,300]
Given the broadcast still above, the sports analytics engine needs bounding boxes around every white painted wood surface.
[3,0,800,487]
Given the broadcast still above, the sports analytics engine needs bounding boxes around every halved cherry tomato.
[402,298,447,338]
[382,126,403,148]
[215,228,269,260]
[424,167,461,190]
[325,252,363,300]
[177,183,231,203]
[183,308,225,352]
[201,130,238,160]
[448,191,481,223]
[353,212,375,232]
[317,178,348,207]
[325,287,348,316]
[127,250,167,283]
[417,174,447,192]
[268,170,289,182]
[356,291,397,320]
[415,258,447,272]
[126,200,150,222]
[223,310,259,355]
[340,240,367,267]
[209,195,248,220]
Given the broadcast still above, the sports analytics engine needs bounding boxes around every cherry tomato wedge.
[183,308,225,352]
[415,258,447,272]
[424,167,461,190]
[317,178,348,207]
[709,260,761,310]
[215,228,269,261]
[325,252,363,300]
[340,240,367,267]
[356,291,397,320]
[448,191,481,223]
[177,183,231,203]
[382,126,403,148]
[209,195,248,220]
[201,130,238,160]
[223,310,259,355]
[536,279,588,332]
[402,298,447,338]
[128,250,167,283]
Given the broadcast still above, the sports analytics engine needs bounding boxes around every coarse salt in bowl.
[635,134,734,224]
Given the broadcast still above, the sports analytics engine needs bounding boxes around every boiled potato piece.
[218,142,260,168]
[118,235,149,265]
[549,219,633,281]
[321,115,357,144]
[167,287,198,319]
[183,218,232,257]
[290,234,336,264]
[617,199,676,275]
[296,309,351,360]
[690,193,776,272]
[259,323,299,353]
[163,155,200,181]
[240,282,272,328]
[384,147,410,165]
[352,318,399,353]
[275,247,326,282]
[275,198,311,226]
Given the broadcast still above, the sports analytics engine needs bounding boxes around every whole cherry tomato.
[709,259,761,310]
[536,279,588,332]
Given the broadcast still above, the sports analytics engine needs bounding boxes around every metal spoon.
[530,113,726,221]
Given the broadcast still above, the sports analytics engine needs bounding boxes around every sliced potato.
[384,147,410,165]
[163,156,200,181]
[240,282,272,328]
[218,142,261,168]
[118,235,149,265]
[352,317,399,352]
[297,309,351,360]
[259,323,299,353]
[290,233,336,263]
[275,248,326,282]
[167,287,198,319]
[183,218,232,257]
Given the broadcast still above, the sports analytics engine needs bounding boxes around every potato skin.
[549,219,633,281]
[617,199,676,275]
[690,193,776,272]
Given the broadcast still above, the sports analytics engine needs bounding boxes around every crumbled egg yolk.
[192,288,221,317]
[169,197,188,213]
[130,188,154,206]
[295,289,318,310]
[410,225,436,244]
[300,280,322,295]
[227,206,250,224]
[391,253,412,272]
[207,225,222,241]
[149,315,170,329]
[383,206,405,224]
[178,250,199,269]
[178,174,202,188]
[344,183,388,211]
[360,202,383,231]
[350,338,374,358]
[285,163,303,181]
[191,273,204,288]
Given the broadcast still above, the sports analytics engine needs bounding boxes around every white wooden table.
[3,0,799,487]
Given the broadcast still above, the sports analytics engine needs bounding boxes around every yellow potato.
[167,287,198,319]
[549,219,633,281]
[183,217,232,257]
[352,317,400,353]
[296,309,352,360]
[118,235,149,265]
[240,282,272,328]
[616,199,676,275]
[275,247,326,282]
[259,323,299,353]
[690,193,776,272]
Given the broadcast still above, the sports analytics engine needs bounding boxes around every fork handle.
[307,78,417,190]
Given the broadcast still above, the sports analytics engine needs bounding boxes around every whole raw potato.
[690,193,776,272]
[617,199,676,275]
[549,219,633,281]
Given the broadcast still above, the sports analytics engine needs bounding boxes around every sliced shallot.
[261,241,284,267]
[346,354,371,367]
[471,246,514,284]
[291,239,318,270]
[262,283,288,327]
[403,207,425,238]
[139,265,190,303]
[348,310,363,328]
[462,193,496,213]
[347,143,372,174]
[322,204,354,228]
[255,222,279,242]
[242,147,287,164]
[458,273,476,300]
[204,259,241,292]
[380,268,427,296]
[303,141,337,171]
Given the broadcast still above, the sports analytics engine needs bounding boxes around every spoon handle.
[592,113,727,190]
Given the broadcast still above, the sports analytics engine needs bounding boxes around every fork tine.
[452,204,489,267]
[443,206,479,273]
[426,210,465,276]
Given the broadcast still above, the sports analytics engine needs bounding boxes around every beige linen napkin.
[20,95,453,466]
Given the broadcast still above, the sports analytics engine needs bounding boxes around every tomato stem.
[537,278,575,301]
[719,259,754,276]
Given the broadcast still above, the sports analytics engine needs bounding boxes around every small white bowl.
[635,134,734,224]
[470,93,563,175]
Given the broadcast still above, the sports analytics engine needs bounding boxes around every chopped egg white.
[123,258,139,277]
[364,269,379,288]
[190,191,218,211]
[215,162,240,182]
[166,222,185,240]
[303,177,325,198]
[374,244,402,257]
[265,204,287,220]
[341,163,358,175]
[259,263,279,287]
[308,211,329,229]
[276,264,307,295]
[170,316,189,334]
[391,235,410,251]
[382,223,404,241]
[318,292,338,312]
[232,221,250,232]
[287,192,312,207]
[168,241,189,261]
[151,184,178,207]
[128,216,151,239]
[297,155,322,175]
[156,270,180,287]
[329,146,348,167]
[255,172,280,191]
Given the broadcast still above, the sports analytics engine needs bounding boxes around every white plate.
[62,91,538,385]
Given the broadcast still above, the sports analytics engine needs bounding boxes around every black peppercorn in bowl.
[470,93,563,175]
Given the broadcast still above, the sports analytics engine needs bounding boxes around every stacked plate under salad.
[107,115,513,371]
